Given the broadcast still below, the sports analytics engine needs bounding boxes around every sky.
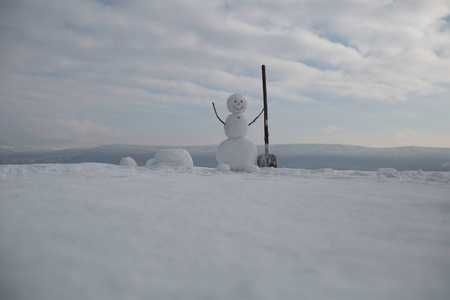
[1,0,449,150]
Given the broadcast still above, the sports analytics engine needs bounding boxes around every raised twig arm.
[212,102,225,125]
[248,107,264,126]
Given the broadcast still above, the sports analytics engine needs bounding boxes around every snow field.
[0,163,449,300]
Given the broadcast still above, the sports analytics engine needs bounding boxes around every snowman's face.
[227,93,247,114]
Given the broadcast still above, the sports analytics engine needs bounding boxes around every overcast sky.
[1,0,449,150]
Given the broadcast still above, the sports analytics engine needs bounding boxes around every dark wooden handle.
[261,65,269,155]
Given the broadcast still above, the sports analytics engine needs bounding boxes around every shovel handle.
[262,65,270,155]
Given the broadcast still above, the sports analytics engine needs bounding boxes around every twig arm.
[212,102,225,125]
[248,107,264,126]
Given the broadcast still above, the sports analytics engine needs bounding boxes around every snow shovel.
[257,65,277,168]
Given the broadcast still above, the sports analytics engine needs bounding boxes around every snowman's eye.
[234,100,237,103]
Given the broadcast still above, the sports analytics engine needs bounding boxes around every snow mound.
[244,164,260,173]
[146,149,193,169]
[377,168,450,183]
[119,156,137,167]
[314,168,336,174]
[377,168,400,178]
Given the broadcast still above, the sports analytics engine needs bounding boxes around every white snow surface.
[146,149,193,169]
[1,163,450,300]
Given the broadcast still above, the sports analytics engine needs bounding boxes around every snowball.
[224,113,248,138]
[145,159,155,167]
[244,164,260,173]
[227,93,247,114]
[147,149,193,169]
[216,138,257,171]
[119,156,137,167]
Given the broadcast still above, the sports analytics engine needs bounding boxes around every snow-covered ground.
[1,163,450,300]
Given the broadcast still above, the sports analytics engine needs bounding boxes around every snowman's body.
[216,94,259,172]
[224,113,248,138]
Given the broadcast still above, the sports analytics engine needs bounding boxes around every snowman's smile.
[233,106,244,110]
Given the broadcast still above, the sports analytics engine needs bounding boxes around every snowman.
[212,93,263,172]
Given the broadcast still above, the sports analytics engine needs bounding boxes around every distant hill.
[1,144,450,171]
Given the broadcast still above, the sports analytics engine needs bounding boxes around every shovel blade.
[257,154,277,168]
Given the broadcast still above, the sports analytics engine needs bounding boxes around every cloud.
[1,0,449,148]
[2,0,448,105]
[393,109,419,119]
[323,126,341,134]
[394,128,450,147]
[26,118,133,146]
[396,128,425,141]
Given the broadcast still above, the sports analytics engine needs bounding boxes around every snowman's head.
[227,93,247,114]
